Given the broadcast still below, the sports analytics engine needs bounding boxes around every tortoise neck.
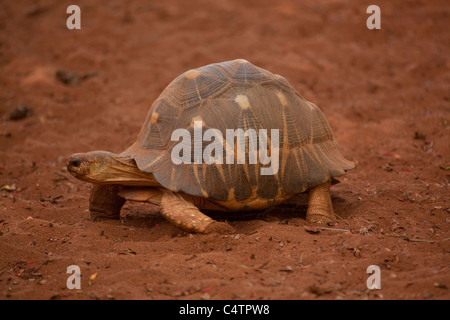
[101,152,161,186]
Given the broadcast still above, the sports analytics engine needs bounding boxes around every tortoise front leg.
[89,184,125,220]
[306,179,335,224]
[160,190,234,233]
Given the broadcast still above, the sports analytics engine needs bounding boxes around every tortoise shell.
[123,59,354,206]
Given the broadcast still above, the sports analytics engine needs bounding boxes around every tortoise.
[66,59,354,233]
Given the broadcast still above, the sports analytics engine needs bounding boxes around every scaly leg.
[306,179,335,224]
[160,190,234,233]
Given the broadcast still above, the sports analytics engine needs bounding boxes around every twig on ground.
[317,227,350,232]
[335,213,350,225]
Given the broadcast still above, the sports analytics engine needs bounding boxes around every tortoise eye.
[70,159,81,168]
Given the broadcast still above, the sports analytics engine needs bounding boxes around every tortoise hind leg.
[161,190,234,234]
[306,179,335,224]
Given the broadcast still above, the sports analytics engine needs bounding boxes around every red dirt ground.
[0,0,449,300]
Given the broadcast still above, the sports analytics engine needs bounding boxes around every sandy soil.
[0,0,449,300]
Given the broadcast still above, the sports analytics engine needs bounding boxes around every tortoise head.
[66,151,159,186]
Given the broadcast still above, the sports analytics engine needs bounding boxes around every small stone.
[9,105,33,120]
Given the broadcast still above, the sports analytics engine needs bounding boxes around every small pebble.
[9,105,33,120]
